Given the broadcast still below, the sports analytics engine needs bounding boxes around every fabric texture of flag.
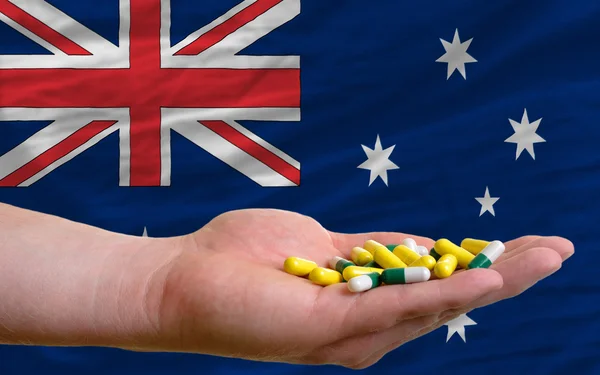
[0,0,598,374]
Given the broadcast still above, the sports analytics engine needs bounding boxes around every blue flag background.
[1,0,599,374]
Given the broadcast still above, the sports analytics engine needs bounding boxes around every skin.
[0,204,574,369]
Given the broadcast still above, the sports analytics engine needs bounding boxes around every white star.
[445,313,477,342]
[475,186,499,217]
[505,109,546,160]
[357,135,399,186]
[142,227,148,237]
[436,29,477,79]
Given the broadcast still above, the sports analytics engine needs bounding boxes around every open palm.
[155,209,573,368]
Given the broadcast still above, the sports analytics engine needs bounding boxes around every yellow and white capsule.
[434,238,474,269]
[343,266,384,281]
[283,257,318,277]
[374,247,407,269]
[309,267,343,286]
[408,255,437,271]
[363,240,387,255]
[467,240,505,269]
[351,246,374,266]
[402,238,417,251]
[434,254,458,278]
[461,238,490,255]
[392,245,421,265]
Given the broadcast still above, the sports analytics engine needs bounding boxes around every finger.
[336,268,502,337]
[352,309,464,369]
[329,231,434,257]
[499,236,574,263]
[307,312,442,368]
[464,247,562,309]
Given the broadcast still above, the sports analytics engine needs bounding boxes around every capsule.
[374,247,407,269]
[381,267,430,284]
[392,245,421,265]
[467,240,505,269]
[309,267,343,286]
[402,238,417,250]
[347,272,381,292]
[408,255,437,271]
[329,256,355,273]
[434,238,474,269]
[283,256,318,277]
[386,244,398,251]
[415,245,430,256]
[429,247,442,260]
[434,254,458,278]
[363,260,380,268]
[343,266,384,281]
[350,247,373,266]
[461,238,490,255]
[363,240,387,255]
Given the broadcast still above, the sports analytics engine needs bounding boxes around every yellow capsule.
[363,240,387,255]
[434,254,458,279]
[350,246,374,266]
[374,247,407,269]
[308,267,343,286]
[461,238,490,255]
[434,238,475,269]
[343,266,384,280]
[392,245,421,265]
[408,255,437,271]
[283,256,318,277]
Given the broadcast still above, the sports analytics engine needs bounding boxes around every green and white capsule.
[329,256,355,273]
[467,240,505,269]
[347,272,381,292]
[381,267,431,285]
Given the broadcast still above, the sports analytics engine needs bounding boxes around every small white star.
[505,109,546,160]
[475,186,499,217]
[142,227,148,237]
[445,313,477,342]
[436,29,477,79]
[357,135,399,186]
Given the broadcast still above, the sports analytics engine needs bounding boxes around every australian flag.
[0,0,597,374]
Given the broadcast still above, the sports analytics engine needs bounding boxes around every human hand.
[144,209,574,368]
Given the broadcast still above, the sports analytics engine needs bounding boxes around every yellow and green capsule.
[434,238,474,269]
[381,267,430,284]
[309,267,343,286]
[363,260,380,268]
[363,240,387,255]
[467,241,505,269]
[350,247,373,266]
[434,254,457,278]
[386,244,398,251]
[429,247,442,260]
[347,272,381,292]
[329,256,355,273]
[408,254,437,271]
[283,256,318,277]
[461,238,490,255]
[343,266,384,281]
[392,244,421,265]
[374,247,407,269]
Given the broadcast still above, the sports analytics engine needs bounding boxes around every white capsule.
[348,274,375,292]
[481,240,506,262]
[405,267,431,283]
[402,238,417,251]
[415,245,429,256]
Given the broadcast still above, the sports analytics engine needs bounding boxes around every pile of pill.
[283,237,505,292]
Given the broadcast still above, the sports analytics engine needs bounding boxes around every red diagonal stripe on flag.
[174,0,283,55]
[0,1,91,55]
[0,121,116,186]
[200,120,300,185]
